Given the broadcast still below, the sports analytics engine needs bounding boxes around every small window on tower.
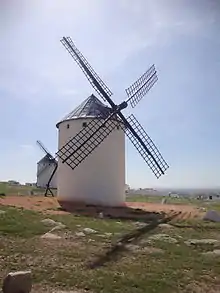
[82,122,87,127]
[67,124,70,129]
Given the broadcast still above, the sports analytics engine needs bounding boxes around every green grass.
[0,182,48,196]
[126,194,200,205]
[1,206,220,292]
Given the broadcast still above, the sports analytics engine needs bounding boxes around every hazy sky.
[0,0,219,188]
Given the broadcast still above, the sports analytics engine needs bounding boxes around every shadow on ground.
[58,202,166,222]
[85,211,181,269]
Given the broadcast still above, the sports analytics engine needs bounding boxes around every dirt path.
[0,196,203,219]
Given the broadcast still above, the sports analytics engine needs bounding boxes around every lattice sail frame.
[58,36,169,179]
[61,37,112,102]
[56,113,124,170]
[125,65,158,108]
[125,114,169,178]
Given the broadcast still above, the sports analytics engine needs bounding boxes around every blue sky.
[0,0,219,188]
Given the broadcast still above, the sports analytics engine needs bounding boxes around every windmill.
[36,140,57,197]
[48,36,169,207]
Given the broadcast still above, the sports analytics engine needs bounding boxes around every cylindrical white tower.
[56,94,125,209]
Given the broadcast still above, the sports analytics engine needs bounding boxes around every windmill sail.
[125,114,169,178]
[36,140,53,158]
[125,65,158,108]
[60,37,113,104]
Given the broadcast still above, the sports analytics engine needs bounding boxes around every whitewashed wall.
[57,118,125,207]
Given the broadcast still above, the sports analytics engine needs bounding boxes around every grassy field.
[1,205,220,293]
[0,182,51,196]
[126,194,199,204]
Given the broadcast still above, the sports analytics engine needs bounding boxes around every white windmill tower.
[36,140,57,193]
[45,37,169,210]
[56,94,125,207]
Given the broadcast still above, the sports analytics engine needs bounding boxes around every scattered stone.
[88,239,95,243]
[203,210,220,222]
[135,222,146,228]
[0,210,6,215]
[99,212,104,219]
[55,291,87,293]
[202,249,220,256]
[49,224,66,232]
[83,228,97,234]
[2,270,32,293]
[125,244,140,251]
[41,232,62,240]
[142,247,165,254]
[105,232,112,237]
[158,223,173,229]
[41,218,58,226]
[148,234,178,244]
[199,207,207,212]
[184,239,219,246]
[76,224,81,228]
[75,232,86,237]
[140,238,152,245]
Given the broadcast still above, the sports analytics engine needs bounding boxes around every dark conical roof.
[56,94,112,127]
[37,154,56,164]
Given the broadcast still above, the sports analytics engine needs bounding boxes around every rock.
[105,232,112,237]
[49,224,66,232]
[184,239,219,246]
[99,212,104,219]
[142,247,164,254]
[125,244,140,251]
[203,210,220,222]
[88,239,95,243]
[0,210,6,215]
[2,270,32,293]
[41,232,62,240]
[200,207,207,212]
[83,228,97,234]
[202,249,220,256]
[135,222,146,228]
[159,223,173,229]
[148,234,178,244]
[75,232,86,237]
[41,218,58,226]
[76,224,81,228]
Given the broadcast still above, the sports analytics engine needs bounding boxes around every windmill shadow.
[57,202,166,223]
[86,211,181,269]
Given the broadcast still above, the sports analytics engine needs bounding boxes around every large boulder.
[203,210,220,222]
[2,271,32,293]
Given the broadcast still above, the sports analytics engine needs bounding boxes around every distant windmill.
[36,140,57,196]
[47,37,169,207]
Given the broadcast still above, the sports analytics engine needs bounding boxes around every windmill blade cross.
[61,37,115,107]
[125,65,158,108]
[58,36,169,180]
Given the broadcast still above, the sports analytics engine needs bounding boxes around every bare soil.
[0,196,202,219]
